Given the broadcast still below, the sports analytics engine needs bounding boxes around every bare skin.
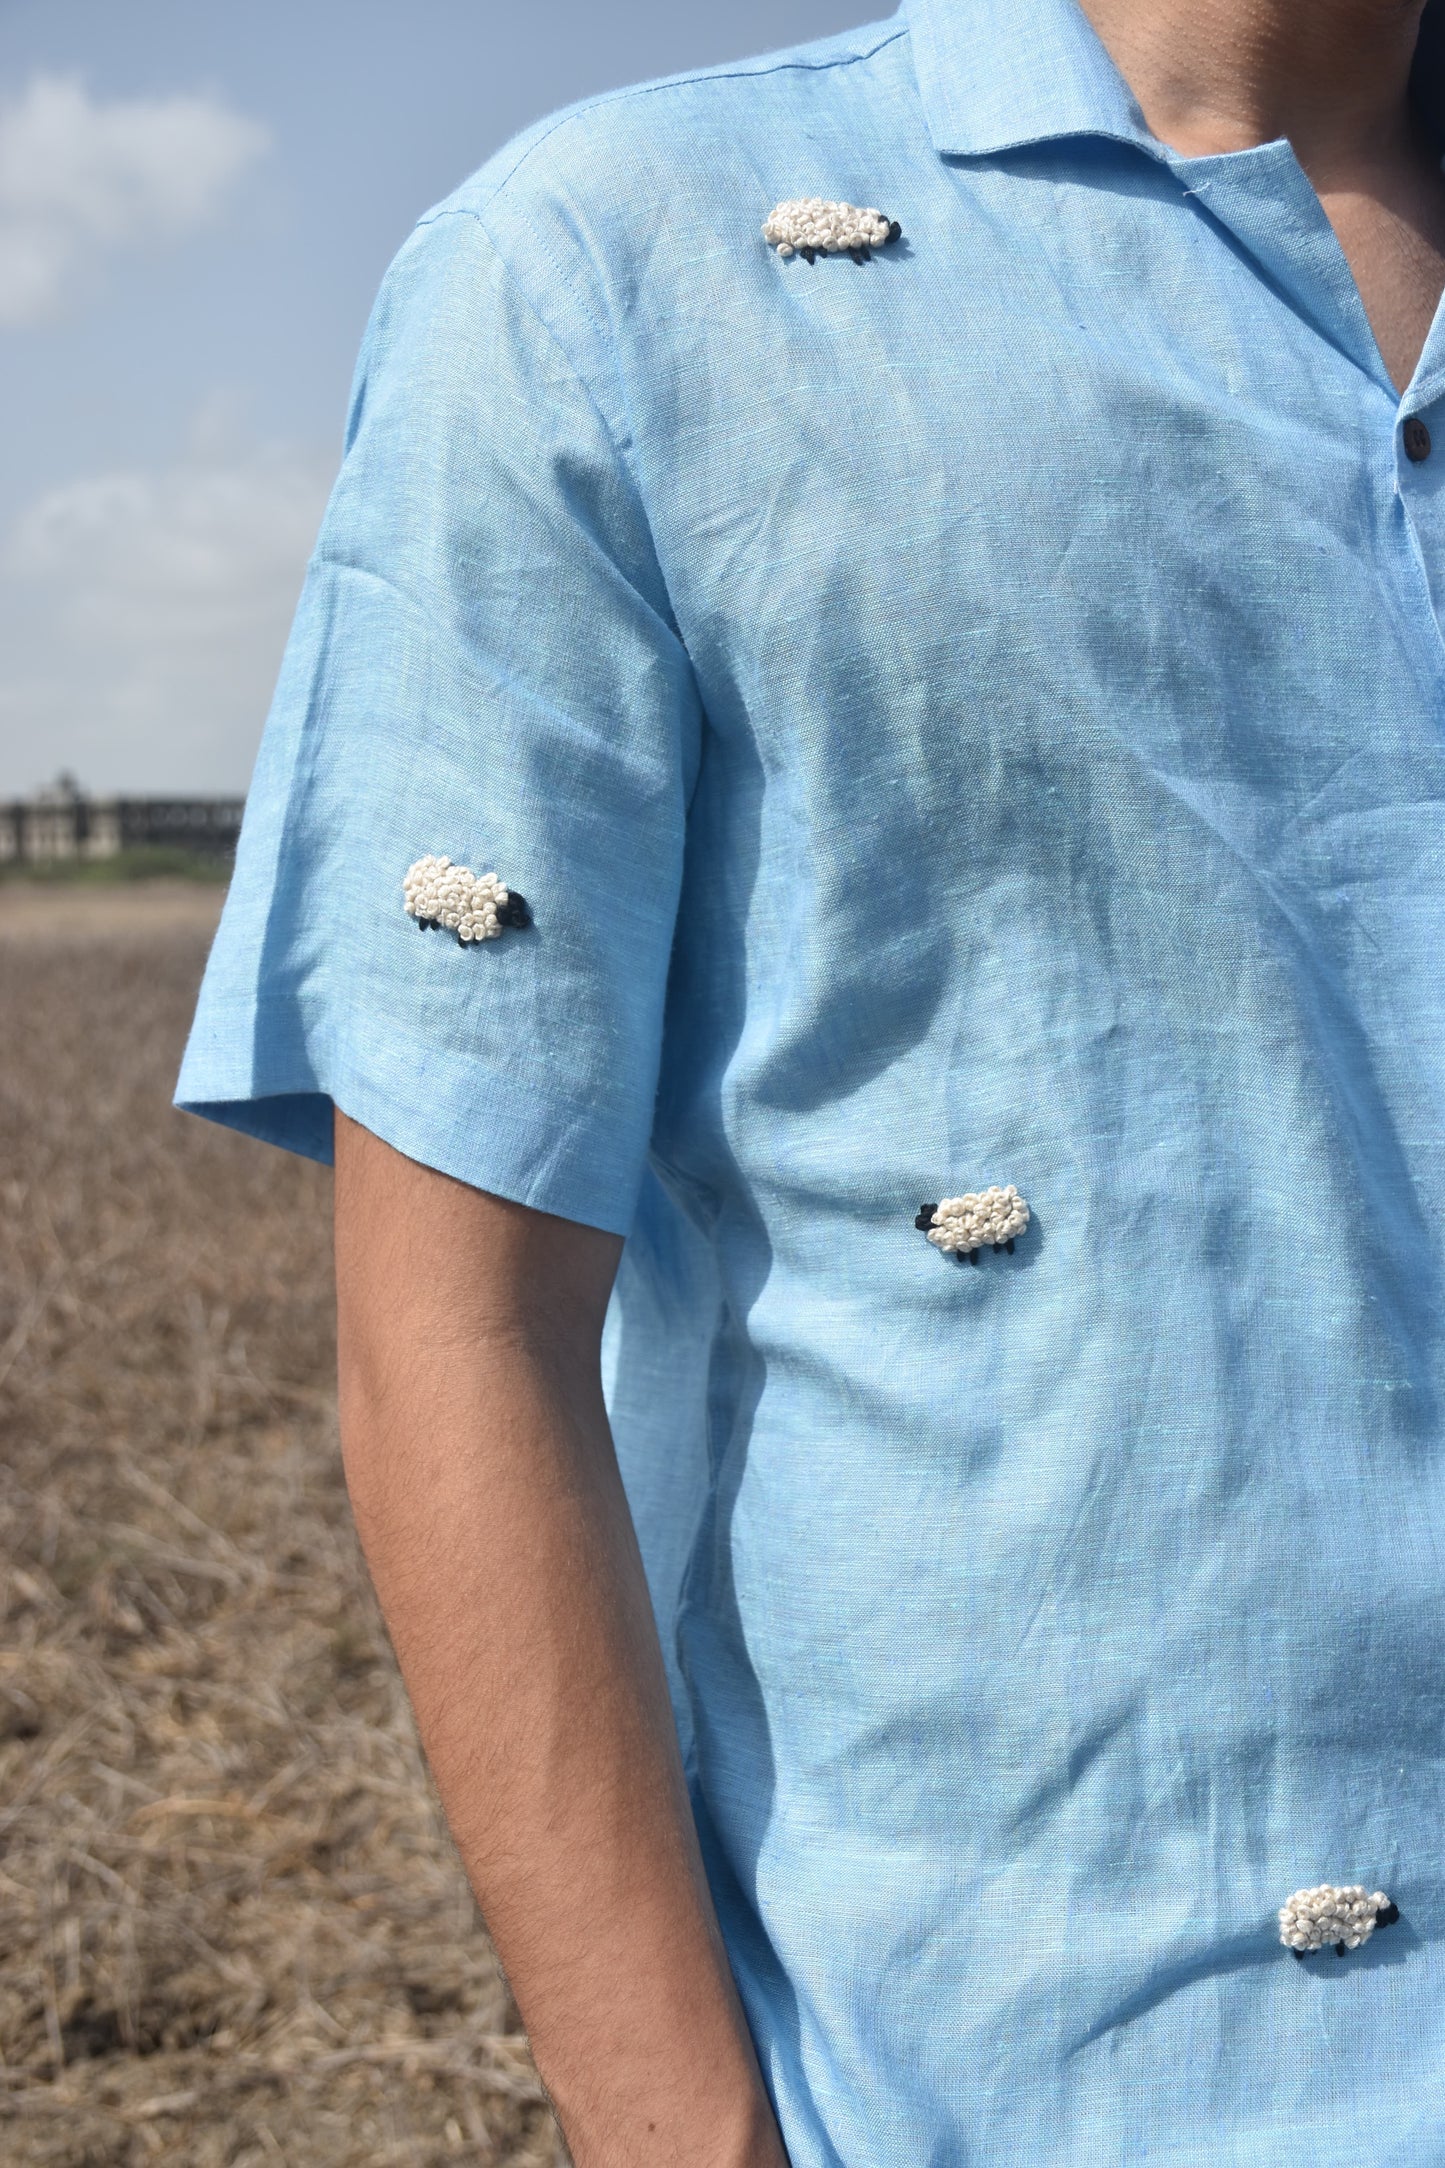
[1079,0,1445,390]
[334,1115,786,2168]
[332,13,1445,2167]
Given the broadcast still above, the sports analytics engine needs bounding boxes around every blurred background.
[0,0,868,801]
[0,4,863,2162]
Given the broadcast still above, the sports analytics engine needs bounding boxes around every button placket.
[1390,388,1445,674]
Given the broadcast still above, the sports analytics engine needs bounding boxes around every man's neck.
[1075,0,1445,389]
[1075,0,1428,170]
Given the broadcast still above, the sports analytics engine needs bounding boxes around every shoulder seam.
[401,208,684,647]
[415,205,616,413]
[417,23,911,223]
[408,207,629,458]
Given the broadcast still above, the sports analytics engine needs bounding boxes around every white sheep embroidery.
[916,1186,1029,1264]
[1278,1884,1399,1959]
[763,198,902,264]
[402,854,531,944]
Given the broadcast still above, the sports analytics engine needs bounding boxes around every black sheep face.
[800,219,904,265]
[415,893,529,939]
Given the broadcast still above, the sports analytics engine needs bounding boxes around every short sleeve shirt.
[179,1,1445,2157]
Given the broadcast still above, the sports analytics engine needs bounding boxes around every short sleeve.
[176,207,701,1236]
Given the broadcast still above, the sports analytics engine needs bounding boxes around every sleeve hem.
[175,1023,643,1238]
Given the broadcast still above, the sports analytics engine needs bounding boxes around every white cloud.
[0,75,269,325]
[0,436,332,794]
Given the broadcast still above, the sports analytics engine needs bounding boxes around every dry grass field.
[0,884,560,2166]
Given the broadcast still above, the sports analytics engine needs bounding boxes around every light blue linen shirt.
[179,0,1445,2156]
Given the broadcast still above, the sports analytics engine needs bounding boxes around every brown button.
[1404,416,1432,462]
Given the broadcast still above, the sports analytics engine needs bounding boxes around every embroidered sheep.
[1278,1884,1400,1959]
[403,854,531,944]
[915,1186,1029,1264]
[763,198,902,264]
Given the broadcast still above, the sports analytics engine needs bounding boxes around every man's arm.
[333,1113,785,2168]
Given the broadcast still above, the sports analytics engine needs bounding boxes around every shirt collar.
[904,0,1157,159]
[908,0,1445,161]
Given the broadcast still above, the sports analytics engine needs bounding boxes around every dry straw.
[0,887,564,2166]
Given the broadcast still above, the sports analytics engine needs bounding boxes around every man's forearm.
[333,1115,784,2168]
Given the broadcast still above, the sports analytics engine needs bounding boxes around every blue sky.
[0,0,869,795]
